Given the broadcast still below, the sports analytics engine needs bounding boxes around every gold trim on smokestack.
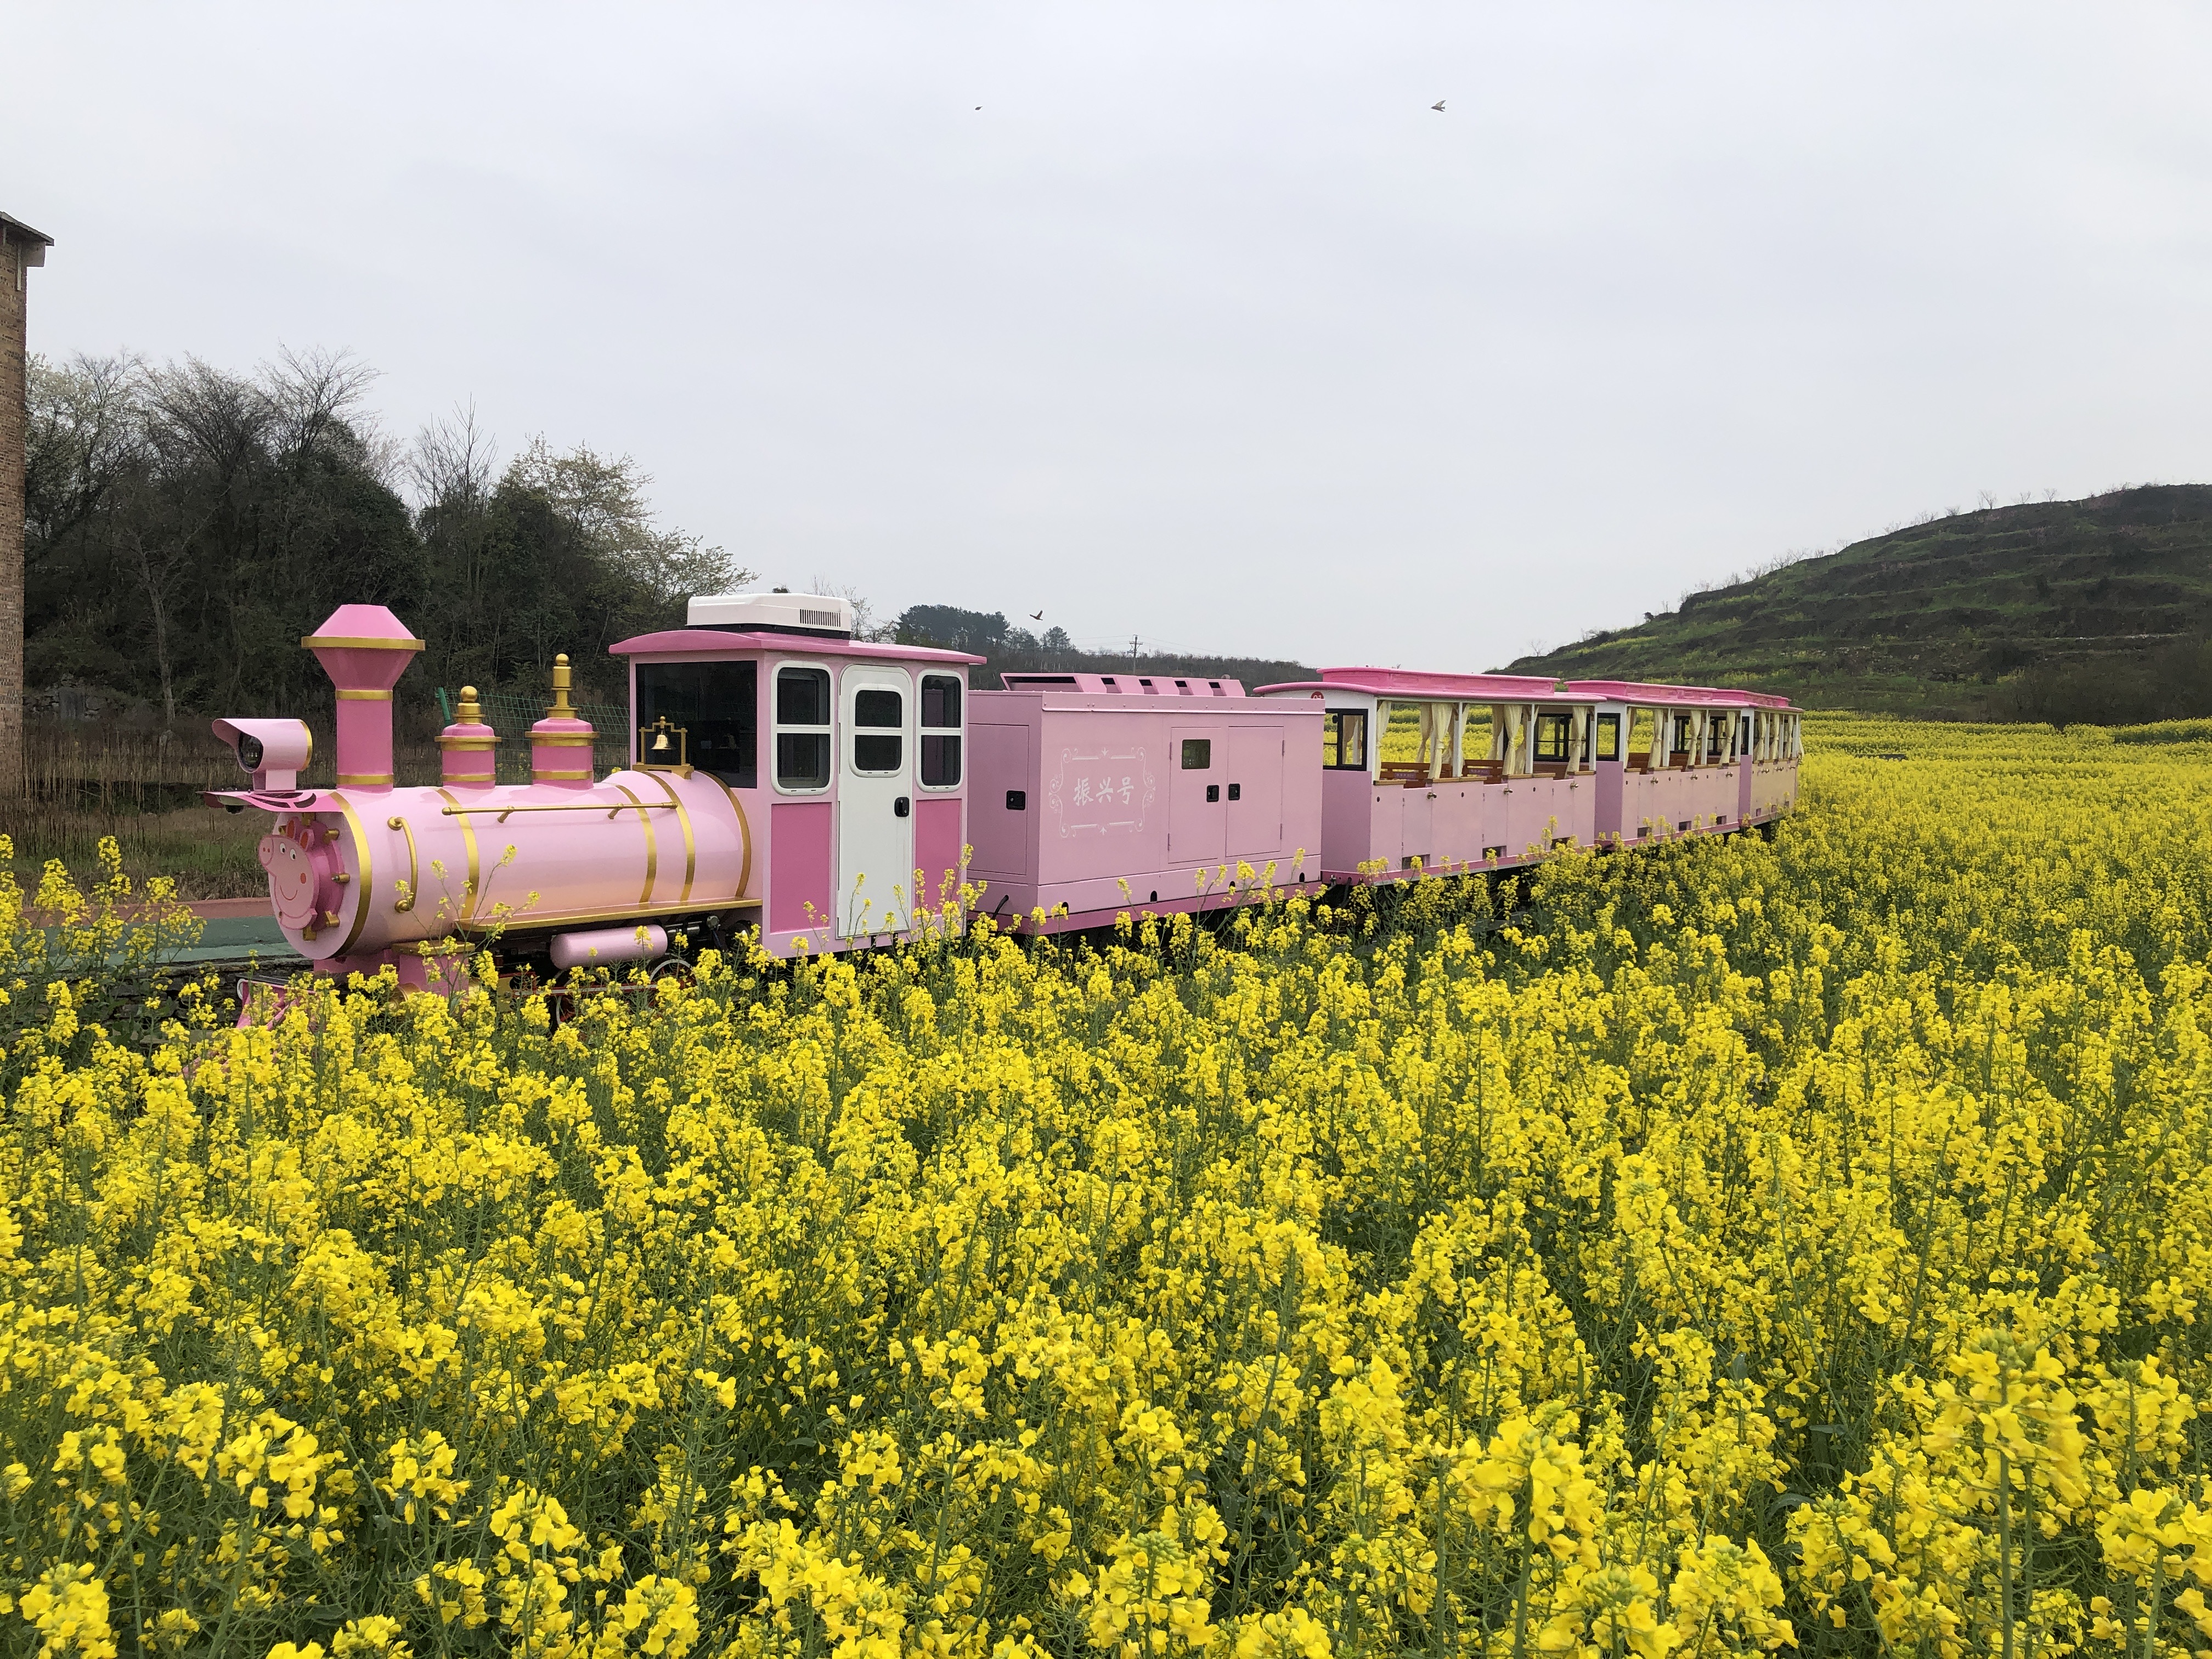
[303,633,429,651]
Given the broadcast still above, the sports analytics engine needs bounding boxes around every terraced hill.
[1503,484,2212,719]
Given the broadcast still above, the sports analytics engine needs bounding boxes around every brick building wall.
[0,215,52,795]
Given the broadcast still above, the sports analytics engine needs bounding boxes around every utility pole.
[1128,635,1139,675]
[0,212,54,797]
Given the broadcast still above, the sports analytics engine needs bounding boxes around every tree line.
[890,602,1314,690]
[894,603,1073,656]
[24,349,742,725]
[1991,635,2212,727]
[23,348,1312,727]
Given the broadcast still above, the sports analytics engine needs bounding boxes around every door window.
[775,665,832,791]
[1595,713,1621,761]
[1181,738,1212,769]
[852,687,904,774]
[919,673,962,787]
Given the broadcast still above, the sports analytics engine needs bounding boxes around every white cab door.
[838,667,915,937]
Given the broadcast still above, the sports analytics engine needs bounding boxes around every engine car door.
[837,667,914,937]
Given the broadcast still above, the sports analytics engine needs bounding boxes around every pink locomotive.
[208,595,1801,982]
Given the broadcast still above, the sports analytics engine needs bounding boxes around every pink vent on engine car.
[997,673,1242,697]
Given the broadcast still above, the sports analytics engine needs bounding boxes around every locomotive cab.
[613,592,984,954]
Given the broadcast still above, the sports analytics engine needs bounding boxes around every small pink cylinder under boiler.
[550,924,669,972]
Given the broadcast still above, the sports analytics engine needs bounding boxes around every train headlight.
[211,718,312,793]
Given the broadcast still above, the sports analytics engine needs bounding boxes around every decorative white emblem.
[1046,747,1156,838]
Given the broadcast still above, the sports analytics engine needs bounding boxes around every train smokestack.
[530,654,596,790]
[438,685,499,789]
[302,605,423,792]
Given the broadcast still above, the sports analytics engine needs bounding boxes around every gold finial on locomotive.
[546,654,577,720]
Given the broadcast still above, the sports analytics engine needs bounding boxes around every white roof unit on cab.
[686,591,855,637]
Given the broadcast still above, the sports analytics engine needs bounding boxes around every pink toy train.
[207,594,1802,984]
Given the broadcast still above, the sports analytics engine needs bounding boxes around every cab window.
[920,673,962,787]
[775,665,832,790]
[635,660,755,788]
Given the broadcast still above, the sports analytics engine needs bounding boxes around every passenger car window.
[1462,706,1492,769]
[1323,709,1367,770]
[1595,713,1621,762]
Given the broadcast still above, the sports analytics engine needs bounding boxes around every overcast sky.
[9,3,2210,670]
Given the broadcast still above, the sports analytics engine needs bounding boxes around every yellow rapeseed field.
[5,716,2212,1659]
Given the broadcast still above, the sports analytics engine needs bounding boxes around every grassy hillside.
[1503,484,2212,716]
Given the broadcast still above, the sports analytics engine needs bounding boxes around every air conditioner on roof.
[686,592,855,636]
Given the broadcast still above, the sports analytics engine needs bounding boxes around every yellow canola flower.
[1232,1605,1334,1659]
[19,1564,116,1659]
[0,716,2210,1656]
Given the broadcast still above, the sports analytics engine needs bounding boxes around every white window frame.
[771,658,836,796]
[916,671,964,793]
[847,675,910,780]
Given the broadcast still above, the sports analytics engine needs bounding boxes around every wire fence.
[436,689,632,784]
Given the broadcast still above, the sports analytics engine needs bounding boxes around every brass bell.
[651,725,672,753]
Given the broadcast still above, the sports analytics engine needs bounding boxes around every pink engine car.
[207,596,983,984]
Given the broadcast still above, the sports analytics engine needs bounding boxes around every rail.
[440,800,679,824]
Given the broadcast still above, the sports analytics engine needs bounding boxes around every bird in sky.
[1432,99,1446,111]
[1029,610,1045,620]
